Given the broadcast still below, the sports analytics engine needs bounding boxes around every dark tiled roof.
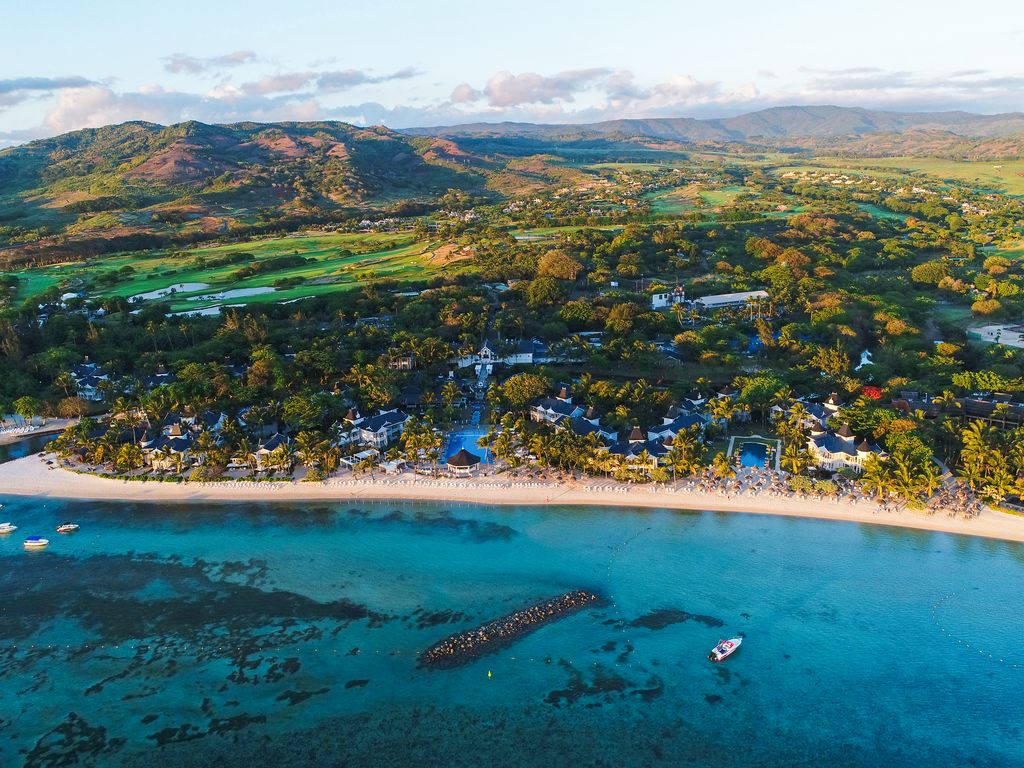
[361,410,409,432]
[260,433,289,452]
[533,398,579,418]
[446,448,481,467]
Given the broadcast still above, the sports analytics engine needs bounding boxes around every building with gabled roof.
[808,423,886,473]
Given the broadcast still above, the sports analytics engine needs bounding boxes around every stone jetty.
[420,590,605,669]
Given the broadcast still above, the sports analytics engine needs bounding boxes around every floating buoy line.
[931,592,1024,670]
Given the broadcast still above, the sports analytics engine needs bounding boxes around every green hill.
[0,120,488,264]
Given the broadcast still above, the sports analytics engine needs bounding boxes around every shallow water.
[0,497,1022,767]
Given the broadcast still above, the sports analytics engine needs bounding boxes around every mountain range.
[2,105,1023,265]
[402,105,1024,142]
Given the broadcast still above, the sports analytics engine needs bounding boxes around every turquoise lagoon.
[0,496,1022,767]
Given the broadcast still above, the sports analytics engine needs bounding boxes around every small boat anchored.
[23,536,49,550]
[0,522,18,534]
[56,523,80,534]
[708,637,742,662]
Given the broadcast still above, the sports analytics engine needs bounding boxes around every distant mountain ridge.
[402,105,1024,142]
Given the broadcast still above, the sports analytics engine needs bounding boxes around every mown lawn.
[7,231,456,306]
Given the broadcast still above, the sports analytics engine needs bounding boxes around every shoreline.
[0,418,79,446]
[2,455,1024,543]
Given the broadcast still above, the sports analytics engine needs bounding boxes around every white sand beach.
[2,454,1024,543]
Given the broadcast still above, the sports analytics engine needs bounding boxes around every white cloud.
[5,63,1024,146]
[163,51,258,74]
[481,69,612,107]
[0,76,96,111]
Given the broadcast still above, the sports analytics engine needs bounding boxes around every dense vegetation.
[3,108,1024,507]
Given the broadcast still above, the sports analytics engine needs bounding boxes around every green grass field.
[836,157,1024,196]
[6,231,465,309]
[699,186,745,206]
[855,203,908,221]
[645,186,699,215]
[778,157,1024,196]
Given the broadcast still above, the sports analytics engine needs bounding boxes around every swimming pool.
[737,440,768,468]
[445,429,490,462]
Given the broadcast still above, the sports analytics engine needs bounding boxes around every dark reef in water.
[420,590,605,669]
[23,713,126,768]
[627,608,724,630]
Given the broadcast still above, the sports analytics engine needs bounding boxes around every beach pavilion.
[446,448,481,476]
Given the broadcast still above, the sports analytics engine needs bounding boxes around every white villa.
[651,289,769,312]
[456,338,539,369]
[807,423,886,473]
[340,409,410,449]
[529,387,584,425]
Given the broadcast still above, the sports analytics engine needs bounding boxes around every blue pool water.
[0,496,1022,767]
[445,428,490,462]
[738,441,768,467]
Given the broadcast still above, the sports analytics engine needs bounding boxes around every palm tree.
[781,443,811,475]
[115,443,144,473]
[54,372,75,398]
[708,396,738,435]
[356,453,377,478]
[932,390,960,414]
[711,451,735,479]
[860,456,892,502]
[786,402,809,432]
[980,467,1015,506]
[295,430,327,470]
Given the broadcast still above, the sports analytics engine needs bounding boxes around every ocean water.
[0,496,1022,767]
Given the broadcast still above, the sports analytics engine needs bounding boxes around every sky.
[1,0,1022,146]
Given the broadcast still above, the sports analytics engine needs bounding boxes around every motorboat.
[56,523,80,534]
[708,637,742,662]
[0,522,17,534]
[23,536,49,549]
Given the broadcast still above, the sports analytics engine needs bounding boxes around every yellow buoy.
[487,670,492,678]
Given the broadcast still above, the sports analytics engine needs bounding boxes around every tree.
[537,250,583,281]
[711,451,735,479]
[664,426,706,479]
[13,395,42,426]
[295,430,328,470]
[781,443,811,475]
[526,277,564,308]
[495,373,548,411]
[54,372,76,398]
[708,396,738,434]
[57,397,86,419]
[860,455,892,501]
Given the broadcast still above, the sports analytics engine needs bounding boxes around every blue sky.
[1,0,1022,145]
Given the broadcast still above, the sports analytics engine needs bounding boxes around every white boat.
[0,522,17,534]
[708,637,742,662]
[56,523,80,534]
[23,536,49,549]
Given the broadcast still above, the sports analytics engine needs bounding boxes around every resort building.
[341,408,411,449]
[647,410,707,442]
[456,338,537,369]
[650,288,769,312]
[251,433,291,471]
[650,286,687,309]
[564,407,620,442]
[604,426,670,469]
[69,359,109,402]
[956,396,1024,430]
[807,423,885,473]
[694,290,769,310]
[139,428,195,471]
[529,387,585,426]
